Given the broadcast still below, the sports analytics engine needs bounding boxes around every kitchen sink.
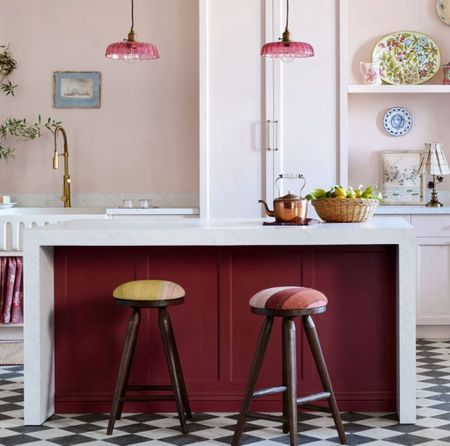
[0,207,106,215]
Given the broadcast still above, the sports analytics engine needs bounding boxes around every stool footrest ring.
[245,412,286,423]
[253,386,287,398]
[299,403,332,414]
[296,392,331,406]
[119,395,176,402]
[126,385,173,391]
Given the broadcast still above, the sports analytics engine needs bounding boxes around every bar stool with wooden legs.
[232,286,347,446]
[107,280,192,435]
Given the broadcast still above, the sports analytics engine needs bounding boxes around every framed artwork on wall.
[380,150,425,205]
[53,71,101,108]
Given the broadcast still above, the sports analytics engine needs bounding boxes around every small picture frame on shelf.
[379,150,425,205]
[53,71,101,108]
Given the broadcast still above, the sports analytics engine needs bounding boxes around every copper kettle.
[259,174,307,223]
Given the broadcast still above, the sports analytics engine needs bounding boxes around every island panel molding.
[52,245,396,414]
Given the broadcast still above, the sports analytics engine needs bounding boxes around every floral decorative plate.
[383,107,413,137]
[437,0,450,25]
[372,31,441,84]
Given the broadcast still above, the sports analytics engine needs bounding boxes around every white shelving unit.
[339,0,450,337]
[338,0,450,184]
[348,84,450,94]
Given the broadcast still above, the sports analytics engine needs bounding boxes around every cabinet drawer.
[412,215,450,237]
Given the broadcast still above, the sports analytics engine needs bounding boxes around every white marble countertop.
[23,216,414,247]
[376,205,450,215]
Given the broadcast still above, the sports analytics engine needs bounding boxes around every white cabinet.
[417,243,450,325]
[413,215,450,327]
[264,0,338,201]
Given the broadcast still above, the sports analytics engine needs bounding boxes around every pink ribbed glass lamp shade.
[261,41,314,59]
[106,40,159,60]
[105,0,159,61]
[261,0,314,61]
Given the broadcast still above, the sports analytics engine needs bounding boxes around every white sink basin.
[0,207,106,215]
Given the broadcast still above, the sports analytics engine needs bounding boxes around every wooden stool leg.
[283,317,298,446]
[282,320,289,434]
[231,316,274,446]
[159,307,189,434]
[303,315,347,444]
[107,307,141,435]
[161,306,192,419]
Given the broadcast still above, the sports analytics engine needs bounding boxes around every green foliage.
[1,79,17,96]
[0,43,63,162]
[0,44,16,77]
[0,116,62,162]
[0,44,17,96]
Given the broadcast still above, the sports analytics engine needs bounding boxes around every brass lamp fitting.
[426,175,444,208]
[282,30,291,43]
[127,30,136,42]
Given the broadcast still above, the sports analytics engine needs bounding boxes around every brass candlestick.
[426,175,444,207]
[420,143,449,208]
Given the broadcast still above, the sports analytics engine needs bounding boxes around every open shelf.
[0,323,23,328]
[348,84,450,94]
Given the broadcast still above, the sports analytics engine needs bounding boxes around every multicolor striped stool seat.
[250,286,328,311]
[113,280,185,301]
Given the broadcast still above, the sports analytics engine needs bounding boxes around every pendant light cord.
[285,0,289,32]
[131,0,135,33]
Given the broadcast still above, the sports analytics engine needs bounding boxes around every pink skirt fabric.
[0,257,23,324]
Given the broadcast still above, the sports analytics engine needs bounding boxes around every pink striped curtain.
[0,257,23,324]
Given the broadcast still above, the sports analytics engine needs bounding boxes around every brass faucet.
[52,126,71,208]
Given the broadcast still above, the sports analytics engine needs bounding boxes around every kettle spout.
[258,200,275,217]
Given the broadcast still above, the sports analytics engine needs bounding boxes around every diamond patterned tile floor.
[0,340,449,445]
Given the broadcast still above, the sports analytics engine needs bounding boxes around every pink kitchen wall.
[0,0,199,194]
[347,0,450,191]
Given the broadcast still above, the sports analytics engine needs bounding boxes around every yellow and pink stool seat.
[113,280,185,302]
[107,280,191,435]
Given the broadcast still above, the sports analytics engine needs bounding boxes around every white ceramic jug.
[359,62,381,85]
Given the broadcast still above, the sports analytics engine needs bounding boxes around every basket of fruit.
[306,186,382,223]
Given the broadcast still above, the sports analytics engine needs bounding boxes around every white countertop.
[376,205,450,215]
[24,216,414,247]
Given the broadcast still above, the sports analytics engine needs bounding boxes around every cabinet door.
[417,241,450,325]
[265,0,338,200]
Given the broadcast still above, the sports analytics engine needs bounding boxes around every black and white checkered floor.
[0,339,449,445]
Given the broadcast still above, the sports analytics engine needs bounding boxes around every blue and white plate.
[383,107,413,137]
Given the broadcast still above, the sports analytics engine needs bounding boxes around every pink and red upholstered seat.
[249,286,328,311]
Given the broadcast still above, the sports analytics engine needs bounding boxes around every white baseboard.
[417,325,450,339]
[0,341,23,365]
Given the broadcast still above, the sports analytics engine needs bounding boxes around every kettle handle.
[276,173,307,196]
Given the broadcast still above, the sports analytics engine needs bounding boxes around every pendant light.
[261,0,314,62]
[106,0,159,60]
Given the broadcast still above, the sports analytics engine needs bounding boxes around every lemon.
[346,187,356,199]
[334,187,347,199]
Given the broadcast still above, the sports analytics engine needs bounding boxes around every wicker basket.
[311,198,379,223]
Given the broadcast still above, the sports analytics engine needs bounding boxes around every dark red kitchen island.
[23,218,416,425]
